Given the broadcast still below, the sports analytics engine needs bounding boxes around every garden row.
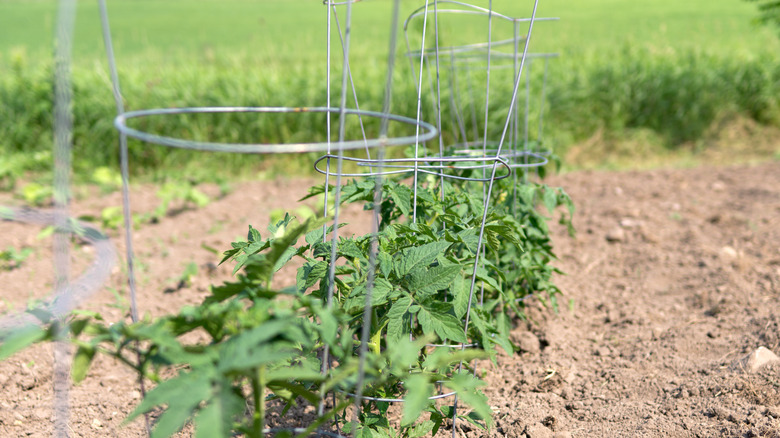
[0,161,573,436]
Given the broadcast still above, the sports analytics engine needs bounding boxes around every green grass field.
[2,0,777,59]
[1,0,778,181]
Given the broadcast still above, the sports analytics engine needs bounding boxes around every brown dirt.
[1,160,779,437]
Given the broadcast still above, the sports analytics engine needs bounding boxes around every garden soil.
[0,161,779,437]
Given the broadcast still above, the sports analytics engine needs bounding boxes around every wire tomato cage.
[315,1,557,437]
[0,0,557,436]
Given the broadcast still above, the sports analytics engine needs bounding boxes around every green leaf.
[247,225,261,242]
[493,312,514,355]
[452,274,469,319]
[126,370,212,437]
[386,337,428,373]
[266,380,321,405]
[455,229,480,254]
[408,264,461,297]
[388,183,412,217]
[416,301,467,343]
[339,238,364,259]
[445,372,492,427]
[0,325,48,360]
[462,411,488,430]
[298,260,328,292]
[402,373,432,426]
[265,367,325,385]
[416,185,438,209]
[247,215,328,281]
[423,348,487,370]
[217,323,296,373]
[340,179,376,205]
[475,266,502,293]
[219,246,243,266]
[194,384,244,438]
[517,184,536,205]
[543,186,557,212]
[71,345,95,384]
[272,245,298,273]
[299,183,332,201]
[466,193,485,217]
[304,223,346,247]
[377,251,393,278]
[395,241,451,278]
[410,222,436,240]
[267,212,294,237]
[208,280,252,303]
[305,226,324,246]
[344,278,393,313]
[484,222,520,249]
[386,296,412,343]
[407,419,435,438]
[484,228,501,253]
[314,306,338,346]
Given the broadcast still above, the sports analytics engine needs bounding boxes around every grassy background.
[1,0,779,184]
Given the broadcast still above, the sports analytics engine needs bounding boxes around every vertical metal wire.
[97,0,141,334]
[354,0,401,417]
[336,4,354,145]
[324,0,353,354]
[319,0,354,429]
[432,1,447,198]
[524,59,531,152]
[538,57,550,146]
[523,58,532,181]
[453,2,497,425]
[447,50,468,147]
[97,1,151,434]
[480,0,494,183]
[462,0,541,342]
[511,20,521,213]
[322,0,334,243]
[411,0,432,224]
[53,0,76,435]
[318,0,335,422]
[331,10,372,168]
[379,7,400,140]
[454,4,542,434]
[466,66,480,145]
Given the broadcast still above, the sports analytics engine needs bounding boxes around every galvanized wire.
[96,2,441,436]
[400,2,548,436]
[462,0,542,346]
[313,153,514,180]
[352,0,401,423]
[0,3,120,436]
[114,107,436,153]
[52,1,76,435]
[97,0,152,433]
[313,2,552,436]
[0,208,116,332]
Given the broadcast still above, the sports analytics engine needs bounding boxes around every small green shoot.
[155,181,210,218]
[100,206,124,230]
[18,182,52,207]
[0,246,33,270]
[91,167,122,194]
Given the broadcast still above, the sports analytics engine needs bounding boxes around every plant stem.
[251,366,266,438]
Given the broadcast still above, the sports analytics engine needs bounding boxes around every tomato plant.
[0,156,572,437]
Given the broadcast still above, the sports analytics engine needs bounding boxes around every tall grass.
[548,47,780,146]
[1,0,779,179]
[2,45,779,179]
